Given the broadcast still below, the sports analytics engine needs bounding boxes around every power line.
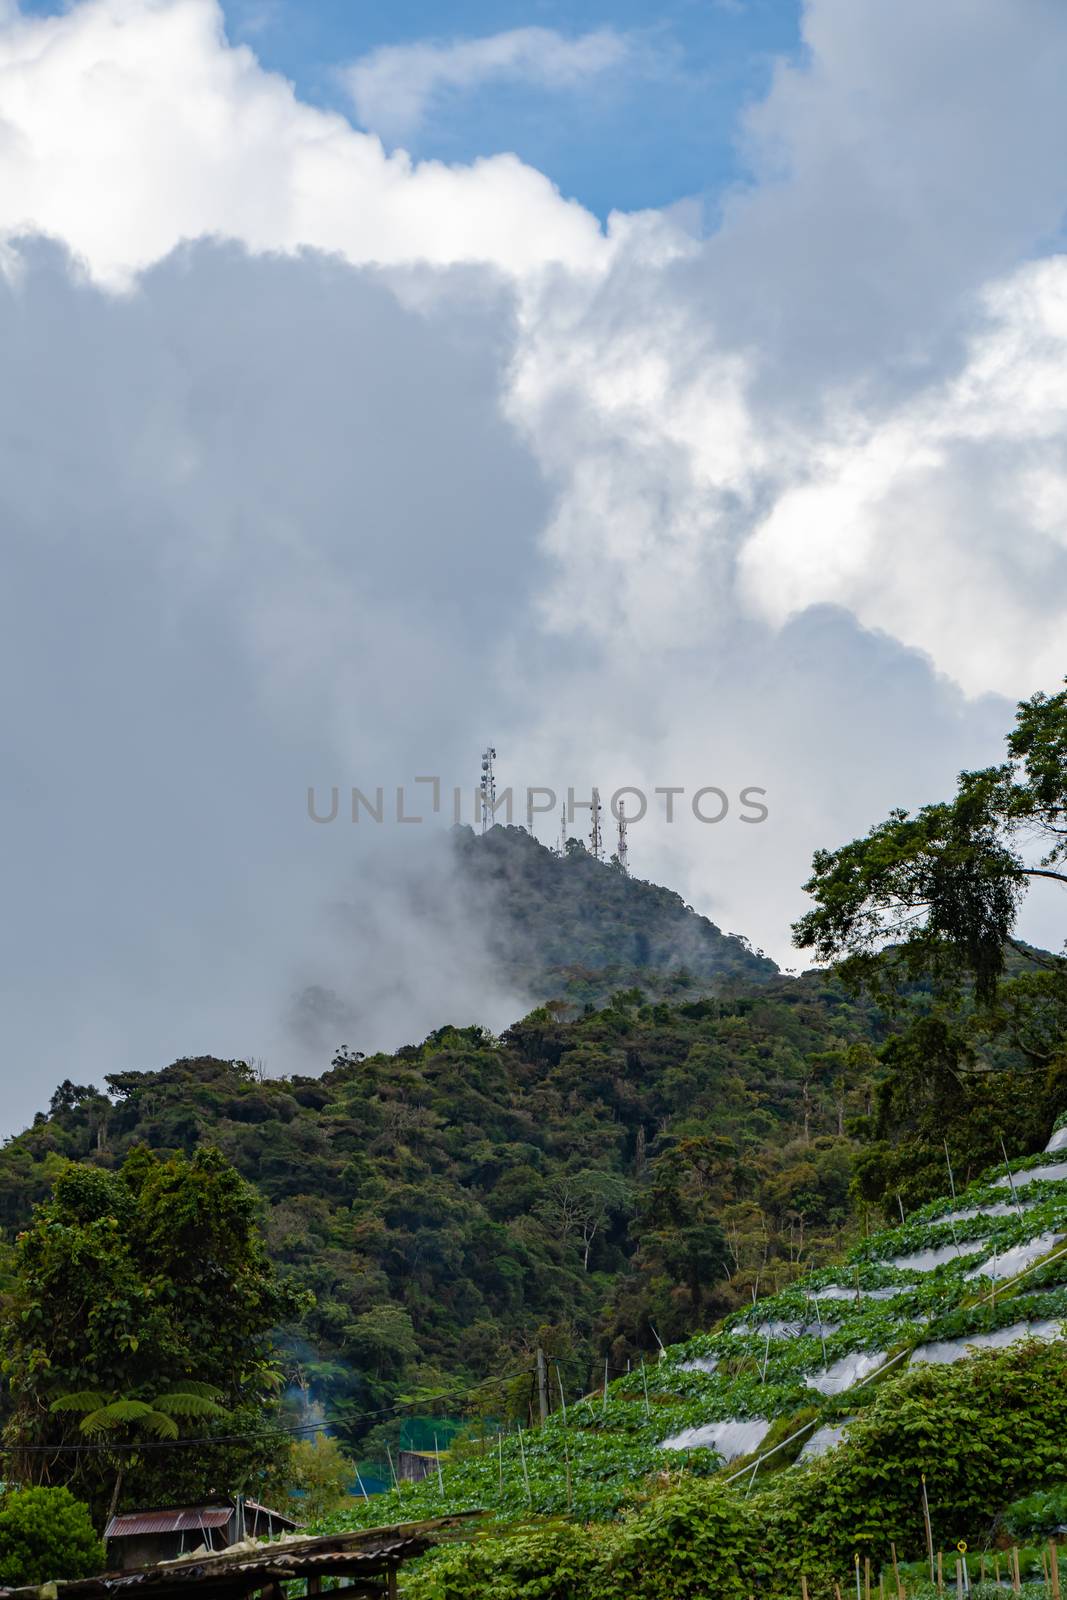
[0,1368,540,1456]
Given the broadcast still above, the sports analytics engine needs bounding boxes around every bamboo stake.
[497,1429,504,1492]
[938,1550,944,1595]
[866,1554,872,1600]
[856,1553,863,1600]
[802,1575,810,1600]
[956,1560,964,1600]
[1051,1541,1062,1600]
[641,1357,650,1419]
[834,1585,842,1600]
[564,1437,573,1513]
[1013,1547,1022,1596]
[434,1433,444,1494]
[556,1365,568,1427]
[892,1541,904,1600]
[517,1424,531,1506]
[922,1477,935,1585]
[602,1357,609,1411]
[880,1572,885,1600]
[1041,1549,1050,1597]
[981,1557,987,1585]
[995,1556,1001,1588]
[386,1445,399,1492]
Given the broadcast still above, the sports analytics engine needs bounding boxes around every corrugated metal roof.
[105,1509,232,1539]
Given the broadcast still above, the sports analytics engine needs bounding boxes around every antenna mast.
[617,803,629,874]
[480,746,496,834]
[557,805,567,857]
[589,788,603,862]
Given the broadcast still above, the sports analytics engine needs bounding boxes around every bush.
[1003,1484,1067,1541]
[0,1486,105,1587]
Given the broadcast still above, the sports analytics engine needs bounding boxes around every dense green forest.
[0,969,883,1458]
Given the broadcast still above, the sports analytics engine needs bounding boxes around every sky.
[1,0,1066,1134]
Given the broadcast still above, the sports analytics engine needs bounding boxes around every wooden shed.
[104,1499,298,1571]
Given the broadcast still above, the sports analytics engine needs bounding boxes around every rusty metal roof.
[105,1509,232,1539]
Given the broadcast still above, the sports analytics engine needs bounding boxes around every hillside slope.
[451,824,779,1005]
[316,1113,1067,1580]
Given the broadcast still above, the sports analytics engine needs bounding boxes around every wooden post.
[1041,1550,1050,1597]
[866,1554,872,1600]
[937,1551,944,1594]
[1013,1547,1022,1596]
[892,1541,904,1600]
[834,1584,842,1600]
[564,1437,573,1513]
[434,1433,444,1494]
[306,1579,321,1596]
[802,1575,810,1600]
[880,1572,885,1600]
[956,1559,964,1600]
[981,1557,987,1585]
[995,1556,1002,1588]
[386,1445,399,1491]
[1050,1541,1062,1600]
[556,1365,568,1426]
[517,1423,532,1505]
[602,1357,609,1411]
[922,1477,935,1585]
[536,1348,549,1427]
[497,1428,504,1491]
[641,1357,651,1419]
[387,1567,398,1600]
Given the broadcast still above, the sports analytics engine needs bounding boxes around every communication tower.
[480,747,496,834]
[617,804,629,874]
[589,788,604,862]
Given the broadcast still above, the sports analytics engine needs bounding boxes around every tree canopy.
[792,682,1067,999]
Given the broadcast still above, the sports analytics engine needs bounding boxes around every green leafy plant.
[0,1486,104,1587]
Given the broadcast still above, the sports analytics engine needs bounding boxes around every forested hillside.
[0,964,1059,1461]
[0,973,882,1445]
[450,825,779,1004]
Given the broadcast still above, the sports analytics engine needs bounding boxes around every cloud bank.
[0,0,1065,1132]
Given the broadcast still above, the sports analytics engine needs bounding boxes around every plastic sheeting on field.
[797,1420,854,1462]
[888,1242,982,1273]
[813,1285,917,1301]
[965,1231,1065,1281]
[660,1416,772,1459]
[994,1161,1067,1189]
[675,1356,719,1374]
[935,1202,1023,1225]
[1044,1125,1067,1154]
[750,1320,842,1340]
[805,1350,887,1394]
[910,1319,1062,1366]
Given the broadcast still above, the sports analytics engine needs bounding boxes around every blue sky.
[237,0,801,217]
[22,0,802,219]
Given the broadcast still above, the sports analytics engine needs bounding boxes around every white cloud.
[344,26,631,143]
[0,0,612,286]
[1,0,1067,1125]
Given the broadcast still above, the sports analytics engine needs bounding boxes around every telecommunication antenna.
[617,804,629,874]
[589,788,603,862]
[557,805,567,857]
[480,747,497,834]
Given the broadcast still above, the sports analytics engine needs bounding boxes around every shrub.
[0,1486,105,1587]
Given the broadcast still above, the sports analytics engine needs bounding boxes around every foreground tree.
[794,681,1067,1211]
[793,681,1067,1000]
[1,1146,304,1518]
